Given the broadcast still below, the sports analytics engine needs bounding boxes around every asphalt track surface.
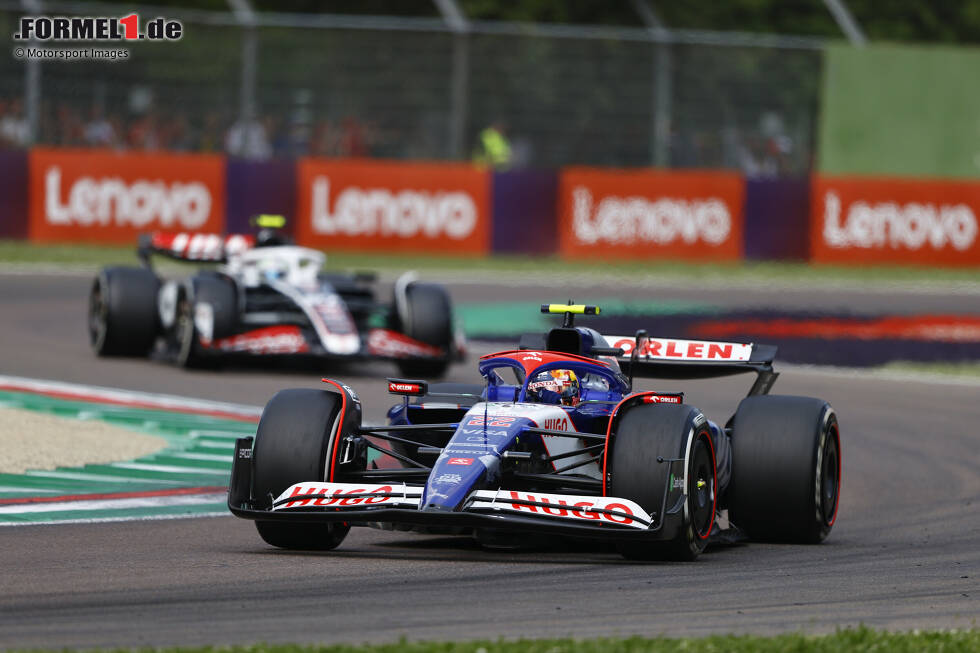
[1,272,978,649]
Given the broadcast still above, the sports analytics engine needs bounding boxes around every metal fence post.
[241,28,257,122]
[21,0,42,144]
[434,0,469,160]
[633,0,672,167]
[652,38,672,168]
[449,32,470,160]
[821,0,867,46]
[228,0,258,123]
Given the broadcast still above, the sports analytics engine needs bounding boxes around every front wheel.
[728,395,841,544]
[250,388,354,550]
[608,403,716,561]
[255,521,350,551]
[172,274,238,368]
[172,291,204,368]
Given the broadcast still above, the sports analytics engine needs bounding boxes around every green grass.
[8,628,978,653]
[459,299,720,338]
[0,240,141,266]
[882,361,980,378]
[3,240,980,285]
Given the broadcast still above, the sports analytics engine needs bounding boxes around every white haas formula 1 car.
[228,304,841,561]
[88,227,463,376]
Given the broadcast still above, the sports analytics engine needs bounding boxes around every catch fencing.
[0,2,825,173]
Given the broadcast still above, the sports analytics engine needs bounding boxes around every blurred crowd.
[0,97,802,175]
[0,98,29,149]
[0,97,378,159]
[669,111,799,177]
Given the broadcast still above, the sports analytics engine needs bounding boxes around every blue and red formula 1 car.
[229,304,841,561]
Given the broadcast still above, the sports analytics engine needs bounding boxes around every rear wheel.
[395,282,454,378]
[729,395,841,544]
[88,267,160,357]
[609,404,716,561]
[251,389,352,550]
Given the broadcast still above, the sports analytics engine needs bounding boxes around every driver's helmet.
[255,228,290,248]
[526,369,580,406]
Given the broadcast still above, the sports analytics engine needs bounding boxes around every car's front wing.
[196,325,456,363]
[229,440,679,543]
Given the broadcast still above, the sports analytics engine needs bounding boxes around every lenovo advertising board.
[28,148,225,243]
[812,175,980,266]
[558,168,745,260]
[296,159,491,255]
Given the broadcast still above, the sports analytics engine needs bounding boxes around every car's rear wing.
[518,329,778,396]
[605,333,778,396]
[138,232,254,265]
[525,304,778,396]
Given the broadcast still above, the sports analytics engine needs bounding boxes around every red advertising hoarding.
[812,175,980,266]
[558,167,745,260]
[295,158,491,255]
[28,148,225,243]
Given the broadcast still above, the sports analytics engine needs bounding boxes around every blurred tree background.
[94,0,980,44]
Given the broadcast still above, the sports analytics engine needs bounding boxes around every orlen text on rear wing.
[138,232,254,266]
[606,334,779,397]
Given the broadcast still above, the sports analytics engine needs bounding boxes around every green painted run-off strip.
[457,299,719,338]
[0,389,255,523]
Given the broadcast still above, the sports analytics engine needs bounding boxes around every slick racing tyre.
[89,267,160,357]
[608,403,716,561]
[728,395,841,544]
[251,388,354,550]
[172,273,237,368]
[394,282,454,378]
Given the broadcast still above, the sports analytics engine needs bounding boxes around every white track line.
[24,470,186,484]
[0,486,60,493]
[167,452,234,462]
[0,374,262,419]
[0,492,227,515]
[112,463,228,475]
[0,511,231,527]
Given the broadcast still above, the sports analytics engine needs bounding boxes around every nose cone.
[421,454,497,512]
[423,402,528,511]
